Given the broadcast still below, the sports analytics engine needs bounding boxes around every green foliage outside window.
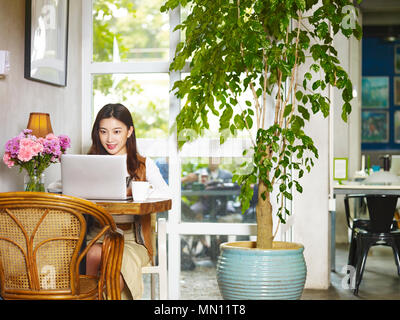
[92,0,169,138]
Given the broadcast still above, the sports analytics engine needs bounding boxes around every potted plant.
[161,0,362,299]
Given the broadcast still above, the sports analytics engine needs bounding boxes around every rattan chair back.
[0,192,123,300]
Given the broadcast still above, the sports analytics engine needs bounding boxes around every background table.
[181,188,241,222]
[334,184,400,196]
[181,189,241,197]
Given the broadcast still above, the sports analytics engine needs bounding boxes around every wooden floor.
[141,243,400,300]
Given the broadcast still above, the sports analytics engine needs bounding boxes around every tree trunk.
[256,180,274,249]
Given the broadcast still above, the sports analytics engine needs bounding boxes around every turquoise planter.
[216,241,307,300]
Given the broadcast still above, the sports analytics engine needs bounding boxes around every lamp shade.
[26,112,53,138]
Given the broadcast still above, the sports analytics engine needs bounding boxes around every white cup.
[131,181,154,201]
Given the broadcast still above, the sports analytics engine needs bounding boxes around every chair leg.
[159,264,168,300]
[396,240,400,276]
[354,237,371,295]
[346,237,358,287]
[389,238,400,276]
[158,218,168,300]
[143,218,168,300]
[347,233,357,267]
[150,274,156,299]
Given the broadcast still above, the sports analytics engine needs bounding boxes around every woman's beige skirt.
[87,226,151,300]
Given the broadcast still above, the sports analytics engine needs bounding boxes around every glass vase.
[24,171,45,192]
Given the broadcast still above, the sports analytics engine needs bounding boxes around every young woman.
[86,103,171,300]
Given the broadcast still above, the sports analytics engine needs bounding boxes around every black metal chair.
[344,194,369,268]
[344,194,400,295]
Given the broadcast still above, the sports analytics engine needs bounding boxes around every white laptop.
[61,154,131,200]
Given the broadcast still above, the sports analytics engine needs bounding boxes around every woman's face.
[98,117,133,155]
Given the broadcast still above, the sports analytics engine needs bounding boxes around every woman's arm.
[145,157,172,199]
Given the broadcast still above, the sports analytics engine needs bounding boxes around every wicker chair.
[0,192,124,300]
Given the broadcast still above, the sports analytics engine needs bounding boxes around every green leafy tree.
[92,0,170,138]
[117,0,169,60]
[92,0,136,95]
[132,100,169,138]
[162,0,362,249]
[93,0,135,62]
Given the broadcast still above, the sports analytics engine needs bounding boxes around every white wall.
[291,13,362,289]
[333,31,362,244]
[0,0,82,192]
[293,113,331,289]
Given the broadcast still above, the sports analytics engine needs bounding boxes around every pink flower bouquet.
[3,129,71,191]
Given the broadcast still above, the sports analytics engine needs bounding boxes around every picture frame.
[395,45,400,74]
[361,76,389,108]
[361,110,389,143]
[394,111,400,143]
[394,77,400,106]
[333,158,348,183]
[24,0,69,87]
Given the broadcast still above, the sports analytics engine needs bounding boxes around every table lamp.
[26,112,53,138]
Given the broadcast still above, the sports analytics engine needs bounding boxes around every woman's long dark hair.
[88,103,146,181]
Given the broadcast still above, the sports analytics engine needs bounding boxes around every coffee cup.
[131,181,154,201]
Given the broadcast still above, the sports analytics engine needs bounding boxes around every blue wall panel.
[362,37,400,151]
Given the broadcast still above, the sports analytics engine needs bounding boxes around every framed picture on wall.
[394,111,400,143]
[24,0,69,87]
[361,110,389,143]
[395,45,400,74]
[361,76,389,108]
[395,77,400,105]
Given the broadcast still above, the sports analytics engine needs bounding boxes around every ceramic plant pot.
[216,241,306,300]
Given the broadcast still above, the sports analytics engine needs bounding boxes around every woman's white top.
[113,157,171,224]
[142,157,172,199]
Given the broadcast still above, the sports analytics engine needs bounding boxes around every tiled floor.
[302,244,400,300]
[171,243,400,300]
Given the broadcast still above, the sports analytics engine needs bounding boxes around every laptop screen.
[61,154,130,200]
